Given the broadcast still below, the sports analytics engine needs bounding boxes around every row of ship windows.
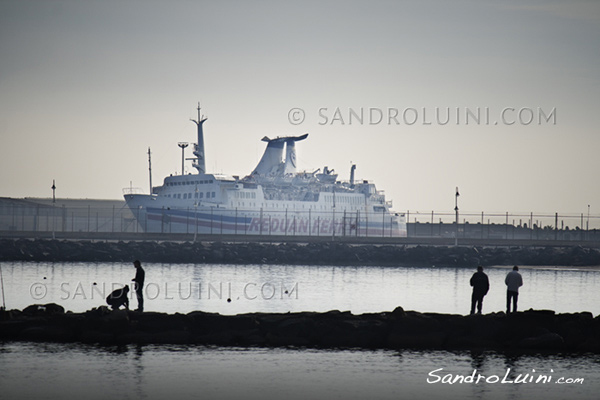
[322,195,363,204]
[165,192,216,199]
[233,202,367,211]
[235,192,257,199]
[236,202,259,208]
[165,180,213,187]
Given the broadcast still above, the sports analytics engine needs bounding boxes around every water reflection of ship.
[124,104,406,237]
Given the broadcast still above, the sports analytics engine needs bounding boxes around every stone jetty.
[1,304,598,353]
[1,238,600,266]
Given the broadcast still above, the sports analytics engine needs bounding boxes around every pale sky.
[1,0,598,222]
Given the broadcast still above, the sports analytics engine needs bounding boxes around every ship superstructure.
[124,105,406,237]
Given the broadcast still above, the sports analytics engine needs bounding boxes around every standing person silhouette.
[470,266,489,315]
[132,260,145,312]
[505,266,523,313]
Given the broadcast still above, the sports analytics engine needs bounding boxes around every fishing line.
[0,263,6,310]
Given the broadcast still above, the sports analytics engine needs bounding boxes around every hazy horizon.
[1,0,598,219]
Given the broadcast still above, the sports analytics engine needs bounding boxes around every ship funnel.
[252,137,285,176]
[282,138,298,175]
[350,164,356,187]
[252,133,308,176]
[191,103,207,174]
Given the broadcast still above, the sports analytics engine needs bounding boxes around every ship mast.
[190,102,208,174]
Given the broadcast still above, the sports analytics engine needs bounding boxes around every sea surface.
[1,261,599,399]
[1,342,598,400]
[2,261,599,315]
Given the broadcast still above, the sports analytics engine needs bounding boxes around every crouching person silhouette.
[106,285,130,310]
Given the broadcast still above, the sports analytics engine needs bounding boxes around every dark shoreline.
[1,304,598,353]
[1,238,600,266]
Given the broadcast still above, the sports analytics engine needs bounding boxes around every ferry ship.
[124,105,406,237]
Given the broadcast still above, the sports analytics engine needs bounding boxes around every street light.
[454,187,460,246]
[587,204,590,231]
[194,185,199,242]
[178,142,189,175]
[51,180,56,239]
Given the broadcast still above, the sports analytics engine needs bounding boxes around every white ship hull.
[125,105,406,237]
[125,191,406,237]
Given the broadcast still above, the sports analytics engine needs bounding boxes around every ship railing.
[122,187,146,195]
[370,194,385,203]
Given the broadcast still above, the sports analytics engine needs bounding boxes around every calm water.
[0,342,598,400]
[1,262,599,399]
[1,262,599,315]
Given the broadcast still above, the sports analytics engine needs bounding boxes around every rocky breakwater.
[2,238,600,266]
[1,304,599,353]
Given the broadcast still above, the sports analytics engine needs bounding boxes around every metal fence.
[0,200,598,241]
[0,202,140,234]
[407,210,599,241]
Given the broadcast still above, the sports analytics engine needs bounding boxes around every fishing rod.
[0,263,5,310]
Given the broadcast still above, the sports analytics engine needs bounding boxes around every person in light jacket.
[505,266,523,313]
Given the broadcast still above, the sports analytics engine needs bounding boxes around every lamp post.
[178,142,189,175]
[587,205,591,241]
[148,147,153,194]
[454,187,460,246]
[332,188,336,240]
[51,180,56,239]
[194,185,199,242]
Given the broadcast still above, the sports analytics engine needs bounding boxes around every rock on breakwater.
[1,304,599,353]
[1,238,600,266]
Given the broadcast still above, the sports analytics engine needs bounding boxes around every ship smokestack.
[253,137,285,176]
[283,138,298,175]
[191,103,207,174]
[252,133,308,176]
[350,164,356,187]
